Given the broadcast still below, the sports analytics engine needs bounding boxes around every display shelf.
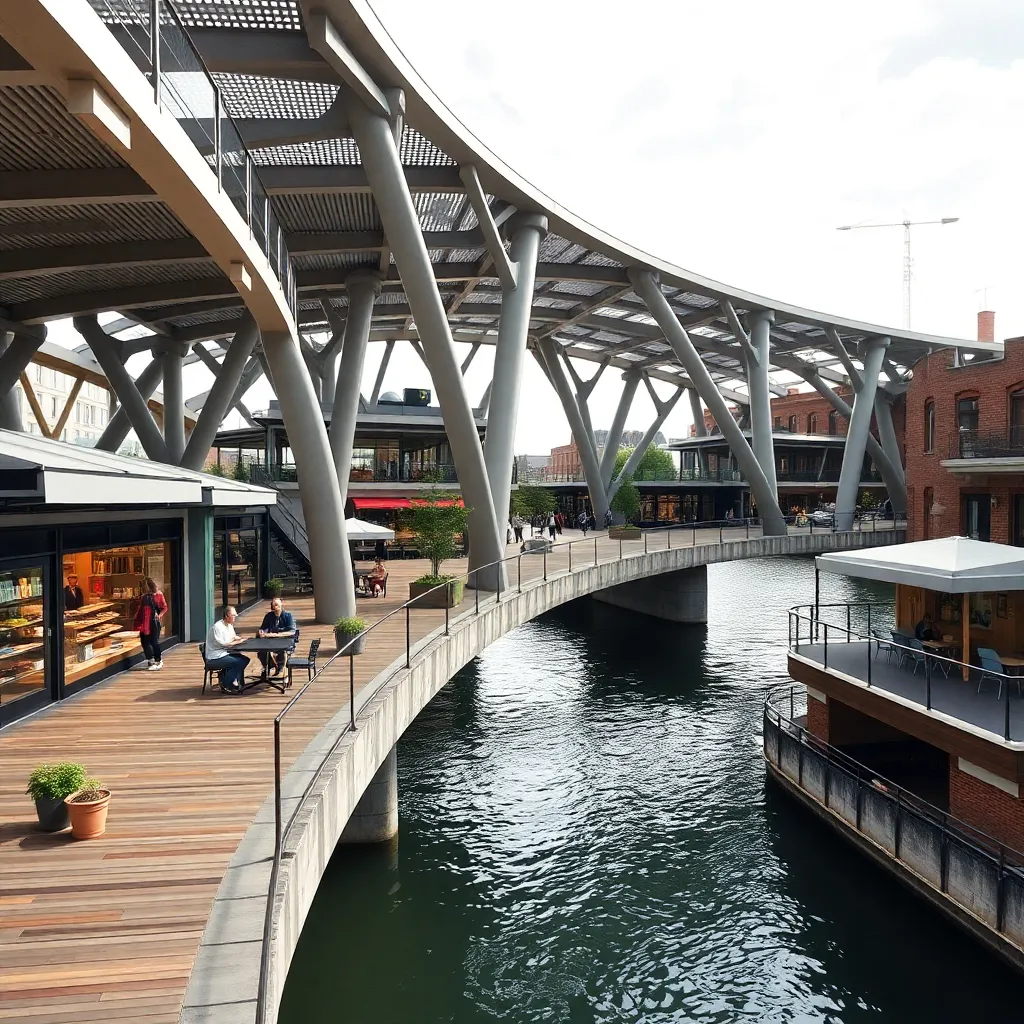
[64,601,114,619]
[0,642,43,660]
[0,616,44,630]
[0,593,44,609]
[74,624,122,645]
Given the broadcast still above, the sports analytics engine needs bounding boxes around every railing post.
[543,550,547,580]
[719,523,723,544]
[475,571,480,614]
[855,765,863,830]
[939,826,948,893]
[496,562,501,603]
[245,157,253,232]
[797,727,804,785]
[846,604,851,642]
[790,687,794,721]
[213,87,222,191]
[824,623,828,670]
[594,535,598,566]
[926,654,932,710]
[894,788,901,860]
[568,542,572,572]
[1005,681,1012,741]
[644,532,648,554]
[273,717,282,860]
[349,655,356,730]
[667,528,671,549]
[150,0,161,105]
[444,595,449,635]
[619,537,622,560]
[997,848,1006,933]
[518,554,522,594]
[824,746,831,808]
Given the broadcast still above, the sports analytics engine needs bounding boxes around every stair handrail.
[251,464,309,553]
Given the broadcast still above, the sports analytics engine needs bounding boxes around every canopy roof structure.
[0,428,277,508]
[0,0,1000,401]
[816,537,1024,593]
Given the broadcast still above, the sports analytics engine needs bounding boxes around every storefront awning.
[350,496,464,510]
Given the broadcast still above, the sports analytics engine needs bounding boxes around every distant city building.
[515,454,550,483]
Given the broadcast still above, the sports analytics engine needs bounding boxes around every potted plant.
[26,762,87,832]
[404,492,469,608]
[334,616,367,655]
[65,777,111,840]
[264,577,284,599]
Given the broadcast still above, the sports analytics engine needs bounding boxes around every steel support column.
[795,364,907,514]
[484,212,547,522]
[746,309,777,495]
[0,332,23,431]
[155,340,188,464]
[835,337,889,531]
[688,387,708,437]
[599,370,641,491]
[179,318,259,471]
[607,387,684,501]
[321,349,339,407]
[874,392,905,488]
[95,358,163,452]
[76,316,169,463]
[629,270,787,534]
[264,329,354,623]
[330,270,380,508]
[345,90,504,587]
[535,339,609,520]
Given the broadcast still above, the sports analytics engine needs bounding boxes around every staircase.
[250,465,313,592]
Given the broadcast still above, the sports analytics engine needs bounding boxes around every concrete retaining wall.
[182,527,903,1024]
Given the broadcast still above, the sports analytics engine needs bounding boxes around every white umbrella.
[344,517,395,541]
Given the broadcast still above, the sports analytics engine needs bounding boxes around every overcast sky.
[50,0,1024,455]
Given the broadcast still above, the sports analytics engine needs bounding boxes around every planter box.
[608,527,641,540]
[34,795,70,832]
[409,579,464,609]
[335,629,366,655]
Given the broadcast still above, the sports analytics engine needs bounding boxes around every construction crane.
[837,217,959,330]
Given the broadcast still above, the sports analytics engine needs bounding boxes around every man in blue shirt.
[258,597,296,678]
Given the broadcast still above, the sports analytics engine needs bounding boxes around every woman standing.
[134,577,168,670]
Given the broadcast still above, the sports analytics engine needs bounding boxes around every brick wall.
[806,695,829,741]
[904,337,1024,543]
[948,757,1024,852]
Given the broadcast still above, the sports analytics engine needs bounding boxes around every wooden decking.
[0,554,463,1023]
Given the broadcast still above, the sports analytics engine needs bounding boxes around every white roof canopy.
[344,517,394,541]
[816,537,1024,593]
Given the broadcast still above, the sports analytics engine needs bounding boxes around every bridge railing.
[254,516,902,1020]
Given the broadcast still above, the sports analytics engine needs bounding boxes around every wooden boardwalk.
[0,522,897,1021]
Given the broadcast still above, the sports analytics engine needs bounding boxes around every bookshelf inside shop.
[0,568,45,705]
[63,545,150,681]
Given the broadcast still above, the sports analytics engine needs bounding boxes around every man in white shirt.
[205,606,249,693]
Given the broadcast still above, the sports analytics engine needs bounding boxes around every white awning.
[816,536,1024,593]
[344,517,395,541]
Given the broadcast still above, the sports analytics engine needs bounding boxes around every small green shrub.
[412,574,458,587]
[264,578,284,595]
[204,461,226,477]
[26,763,88,802]
[68,781,106,803]
[334,616,366,633]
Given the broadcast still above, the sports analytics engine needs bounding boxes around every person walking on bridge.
[547,512,557,540]
[578,509,590,537]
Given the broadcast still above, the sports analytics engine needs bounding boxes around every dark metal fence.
[765,684,1024,948]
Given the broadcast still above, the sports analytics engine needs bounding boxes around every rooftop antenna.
[837,216,959,330]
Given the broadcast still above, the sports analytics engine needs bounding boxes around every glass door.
[0,561,53,726]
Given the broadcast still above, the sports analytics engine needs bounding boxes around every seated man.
[915,613,939,642]
[206,606,250,694]
[367,558,387,597]
[257,596,296,677]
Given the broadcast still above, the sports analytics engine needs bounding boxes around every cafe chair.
[872,630,895,664]
[977,648,1020,699]
[287,638,320,689]
[199,642,223,695]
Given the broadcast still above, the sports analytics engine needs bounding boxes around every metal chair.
[287,637,321,689]
[903,637,927,675]
[976,647,1019,698]
[872,630,895,663]
[199,642,222,694]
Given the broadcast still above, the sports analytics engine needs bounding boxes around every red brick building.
[905,324,1024,545]
[544,440,583,481]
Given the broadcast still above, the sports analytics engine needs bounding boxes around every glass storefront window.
[62,541,175,686]
[0,565,46,710]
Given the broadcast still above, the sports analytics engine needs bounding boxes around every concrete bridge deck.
[0,522,903,1023]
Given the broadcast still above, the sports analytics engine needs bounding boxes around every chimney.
[978,310,995,344]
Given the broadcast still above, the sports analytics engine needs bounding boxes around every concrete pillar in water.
[590,564,708,624]
[341,747,398,844]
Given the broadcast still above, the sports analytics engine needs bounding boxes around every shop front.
[0,519,182,727]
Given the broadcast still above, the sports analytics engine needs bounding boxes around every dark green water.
[280,557,1023,1022]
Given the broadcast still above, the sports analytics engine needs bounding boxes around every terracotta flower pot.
[64,790,111,840]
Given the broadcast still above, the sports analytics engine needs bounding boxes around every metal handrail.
[787,604,1020,741]
[765,683,1024,872]
[254,514,879,1019]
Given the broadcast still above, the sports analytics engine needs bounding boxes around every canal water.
[279,556,1023,1022]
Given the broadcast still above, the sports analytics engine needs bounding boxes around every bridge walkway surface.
[0,522,902,1022]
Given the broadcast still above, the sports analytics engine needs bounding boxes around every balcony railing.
[86,0,297,317]
[948,428,1024,460]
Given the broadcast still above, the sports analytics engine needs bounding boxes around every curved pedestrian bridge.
[0,523,902,1022]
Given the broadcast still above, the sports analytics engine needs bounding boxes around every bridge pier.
[591,564,708,624]
[339,747,398,844]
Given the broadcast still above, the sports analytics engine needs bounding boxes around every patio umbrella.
[344,517,395,541]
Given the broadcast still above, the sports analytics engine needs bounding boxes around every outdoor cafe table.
[921,639,962,676]
[232,635,295,693]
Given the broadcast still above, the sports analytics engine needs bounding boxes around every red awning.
[350,496,464,510]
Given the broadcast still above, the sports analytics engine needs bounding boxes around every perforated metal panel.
[271,192,379,232]
[400,127,455,167]
[214,75,338,119]
[171,0,302,31]
[253,139,361,166]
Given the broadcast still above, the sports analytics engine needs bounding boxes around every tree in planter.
[232,458,250,482]
[613,445,676,482]
[611,477,641,524]
[403,492,470,583]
